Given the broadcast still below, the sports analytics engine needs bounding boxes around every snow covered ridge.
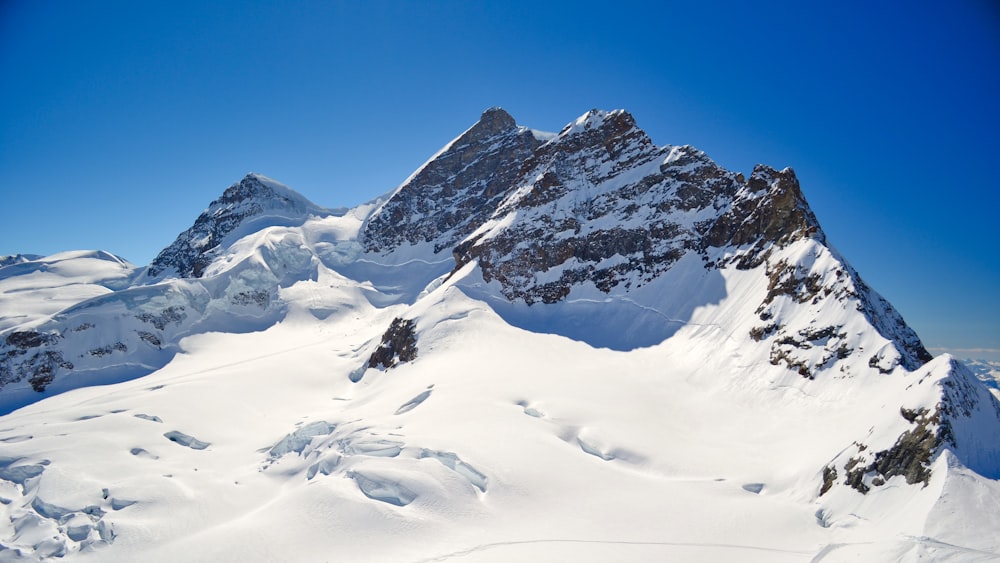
[0,107,999,560]
[141,173,336,281]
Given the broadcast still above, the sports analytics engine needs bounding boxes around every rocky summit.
[0,108,998,562]
[144,173,331,280]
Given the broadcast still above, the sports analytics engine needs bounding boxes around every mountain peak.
[539,108,651,160]
[362,108,543,255]
[217,172,314,208]
[557,108,634,137]
[479,106,515,127]
[143,174,327,280]
[703,164,823,257]
[452,106,519,146]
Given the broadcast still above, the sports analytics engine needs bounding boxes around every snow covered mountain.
[1,108,998,562]
[140,173,337,281]
[0,251,134,334]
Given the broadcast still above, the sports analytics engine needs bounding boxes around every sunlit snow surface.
[1,237,998,561]
[0,251,135,332]
[1,111,998,560]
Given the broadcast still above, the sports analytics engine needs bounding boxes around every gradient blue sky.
[1,0,998,357]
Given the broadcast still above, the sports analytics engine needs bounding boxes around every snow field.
[2,109,998,560]
[4,231,997,560]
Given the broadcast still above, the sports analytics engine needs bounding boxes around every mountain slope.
[0,108,997,562]
[141,173,334,281]
[0,176,348,414]
[0,251,134,333]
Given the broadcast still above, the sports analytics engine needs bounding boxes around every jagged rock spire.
[471,107,517,138]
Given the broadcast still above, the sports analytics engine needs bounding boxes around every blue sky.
[1,0,998,357]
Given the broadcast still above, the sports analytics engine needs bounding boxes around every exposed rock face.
[367,318,418,370]
[0,330,74,392]
[705,165,822,265]
[842,407,941,494]
[452,111,744,304]
[821,357,1000,496]
[363,107,544,254]
[0,296,192,395]
[146,173,326,280]
[364,108,929,371]
[368,110,825,306]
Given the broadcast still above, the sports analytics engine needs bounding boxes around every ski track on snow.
[155,336,342,385]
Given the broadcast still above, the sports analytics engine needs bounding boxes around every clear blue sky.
[1,0,998,357]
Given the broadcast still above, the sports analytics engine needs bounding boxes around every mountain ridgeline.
[364,108,931,368]
[1,107,998,553]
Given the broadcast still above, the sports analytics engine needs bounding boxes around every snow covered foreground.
[2,244,998,562]
[2,109,1000,561]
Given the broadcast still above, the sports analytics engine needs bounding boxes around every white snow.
[0,251,136,332]
[555,108,623,139]
[1,114,997,561]
[527,128,557,142]
[0,238,995,561]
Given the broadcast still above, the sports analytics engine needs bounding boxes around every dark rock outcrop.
[827,358,1000,495]
[367,318,418,370]
[843,408,941,493]
[705,165,823,268]
[0,331,73,392]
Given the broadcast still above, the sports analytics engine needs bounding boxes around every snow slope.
[0,251,134,332]
[1,264,997,562]
[0,108,998,562]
